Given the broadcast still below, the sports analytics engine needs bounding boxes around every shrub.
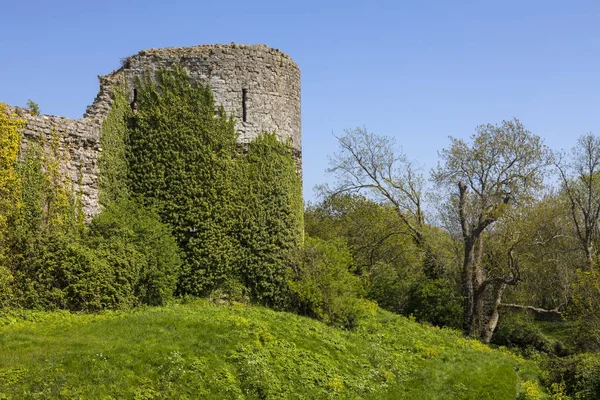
[10,234,114,311]
[405,276,463,329]
[569,268,600,351]
[289,236,374,328]
[491,312,556,355]
[8,198,182,311]
[87,198,182,306]
[544,352,600,399]
[368,261,418,315]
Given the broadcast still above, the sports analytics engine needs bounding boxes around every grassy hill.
[0,300,544,399]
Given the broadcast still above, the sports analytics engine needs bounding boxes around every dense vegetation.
[307,125,600,399]
[2,65,600,397]
[108,68,303,306]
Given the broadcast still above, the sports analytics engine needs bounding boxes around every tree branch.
[498,303,563,317]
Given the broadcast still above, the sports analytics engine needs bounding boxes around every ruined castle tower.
[12,44,302,220]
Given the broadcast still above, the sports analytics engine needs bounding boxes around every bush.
[544,352,600,399]
[491,312,557,355]
[405,276,463,329]
[368,261,416,314]
[569,268,600,351]
[8,199,182,311]
[289,236,375,328]
[11,234,115,311]
[87,198,182,306]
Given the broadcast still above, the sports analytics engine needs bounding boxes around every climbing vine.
[122,67,303,304]
[0,103,24,306]
[98,83,132,205]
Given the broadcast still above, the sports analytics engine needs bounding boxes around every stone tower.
[11,44,302,220]
[86,44,301,159]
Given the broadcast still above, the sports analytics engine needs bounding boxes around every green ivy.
[233,133,303,306]
[98,83,132,205]
[120,66,303,304]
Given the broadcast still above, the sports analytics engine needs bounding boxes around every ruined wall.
[9,44,301,221]
[86,44,302,157]
[11,106,101,219]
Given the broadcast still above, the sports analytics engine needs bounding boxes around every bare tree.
[556,133,600,270]
[432,118,551,339]
[323,127,425,245]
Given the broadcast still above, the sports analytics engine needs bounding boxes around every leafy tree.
[26,100,40,116]
[306,194,459,321]
[479,197,573,342]
[432,118,551,340]
[306,194,422,275]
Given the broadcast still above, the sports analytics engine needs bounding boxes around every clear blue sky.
[2,0,600,202]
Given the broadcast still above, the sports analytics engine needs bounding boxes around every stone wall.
[9,44,302,221]
[11,106,101,220]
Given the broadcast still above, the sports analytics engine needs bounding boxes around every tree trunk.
[458,182,475,333]
[482,283,506,343]
[462,238,474,332]
[468,236,487,337]
[585,243,594,270]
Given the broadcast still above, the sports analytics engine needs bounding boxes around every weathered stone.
[7,44,302,221]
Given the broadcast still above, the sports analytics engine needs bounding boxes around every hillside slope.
[0,300,543,399]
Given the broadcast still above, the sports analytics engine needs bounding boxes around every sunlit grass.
[0,300,543,399]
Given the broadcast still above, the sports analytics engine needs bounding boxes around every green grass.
[0,300,545,399]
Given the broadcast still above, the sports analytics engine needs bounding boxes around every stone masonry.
[8,44,302,221]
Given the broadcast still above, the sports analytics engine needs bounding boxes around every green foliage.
[289,236,375,328]
[125,67,302,303]
[98,84,132,205]
[233,133,303,306]
[0,104,24,302]
[127,66,239,297]
[3,66,302,313]
[0,105,24,246]
[87,198,182,306]
[492,312,558,355]
[305,194,463,326]
[368,261,417,314]
[569,268,600,351]
[11,234,116,311]
[6,128,87,310]
[306,195,423,277]
[26,100,40,116]
[0,266,12,309]
[8,198,181,311]
[518,380,547,400]
[0,103,180,311]
[405,276,463,329]
[0,300,538,399]
[544,352,600,399]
